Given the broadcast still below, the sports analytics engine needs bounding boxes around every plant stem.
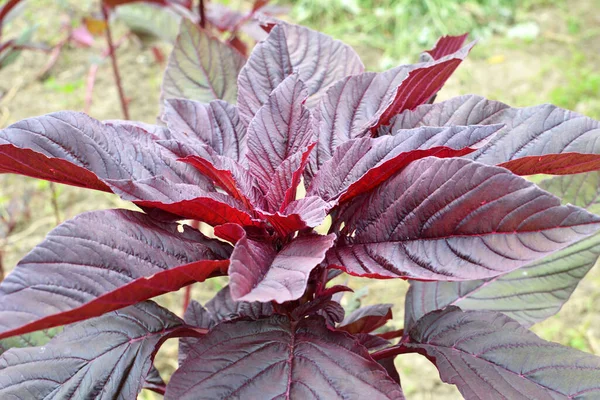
[102,5,130,120]
[198,0,206,29]
[0,248,4,282]
[182,285,192,315]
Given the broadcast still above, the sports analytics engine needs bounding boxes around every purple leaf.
[228,225,336,302]
[161,19,245,104]
[205,285,274,321]
[0,111,210,192]
[245,74,314,209]
[338,304,394,334]
[162,99,247,162]
[405,232,600,329]
[237,22,364,124]
[259,195,331,237]
[308,125,501,204]
[309,42,473,177]
[400,307,600,399]
[114,177,259,227]
[165,316,405,399]
[179,300,215,365]
[355,333,391,350]
[0,209,230,339]
[327,157,600,281]
[385,94,600,175]
[0,301,187,399]
[405,170,600,329]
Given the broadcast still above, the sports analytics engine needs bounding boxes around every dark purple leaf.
[308,125,501,204]
[237,22,364,124]
[0,209,230,339]
[161,19,245,104]
[205,285,274,322]
[338,304,393,334]
[327,157,600,281]
[104,119,171,139]
[245,74,314,209]
[385,94,600,175]
[0,112,209,192]
[355,333,391,350]
[309,42,473,177]
[165,315,405,399]
[405,170,600,329]
[162,99,247,162]
[0,301,187,399]
[179,300,215,365]
[228,224,336,302]
[401,307,600,399]
[144,367,167,395]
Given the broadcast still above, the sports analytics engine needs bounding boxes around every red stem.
[182,285,192,315]
[198,0,206,29]
[0,248,4,282]
[102,5,129,120]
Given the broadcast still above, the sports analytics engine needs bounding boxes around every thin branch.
[198,0,206,29]
[102,5,130,120]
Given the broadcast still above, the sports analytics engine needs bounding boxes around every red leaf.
[423,33,469,60]
[0,210,230,339]
[499,153,600,175]
[228,225,335,303]
[237,22,364,124]
[166,316,405,399]
[328,157,600,281]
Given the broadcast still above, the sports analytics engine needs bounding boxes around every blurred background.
[0,0,598,399]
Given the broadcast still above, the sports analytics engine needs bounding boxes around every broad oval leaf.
[404,170,600,329]
[0,112,209,193]
[0,209,230,339]
[205,285,274,322]
[165,315,405,399]
[309,42,473,178]
[162,99,247,162]
[229,225,336,303]
[405,231,600,329]
[401,307,600,399]
[327,157,600,280]
[385,94,600,175]
[245,74,314,208]
[237,22,364,124]
[0,301,186,399]
[308,125,501,204]
[338,304,394,334]
[161,19,245,104]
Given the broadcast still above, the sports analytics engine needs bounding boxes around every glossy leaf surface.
[166,315,405,399]
[0,210,230,339]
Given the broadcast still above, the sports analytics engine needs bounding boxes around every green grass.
[279,0,565,70]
